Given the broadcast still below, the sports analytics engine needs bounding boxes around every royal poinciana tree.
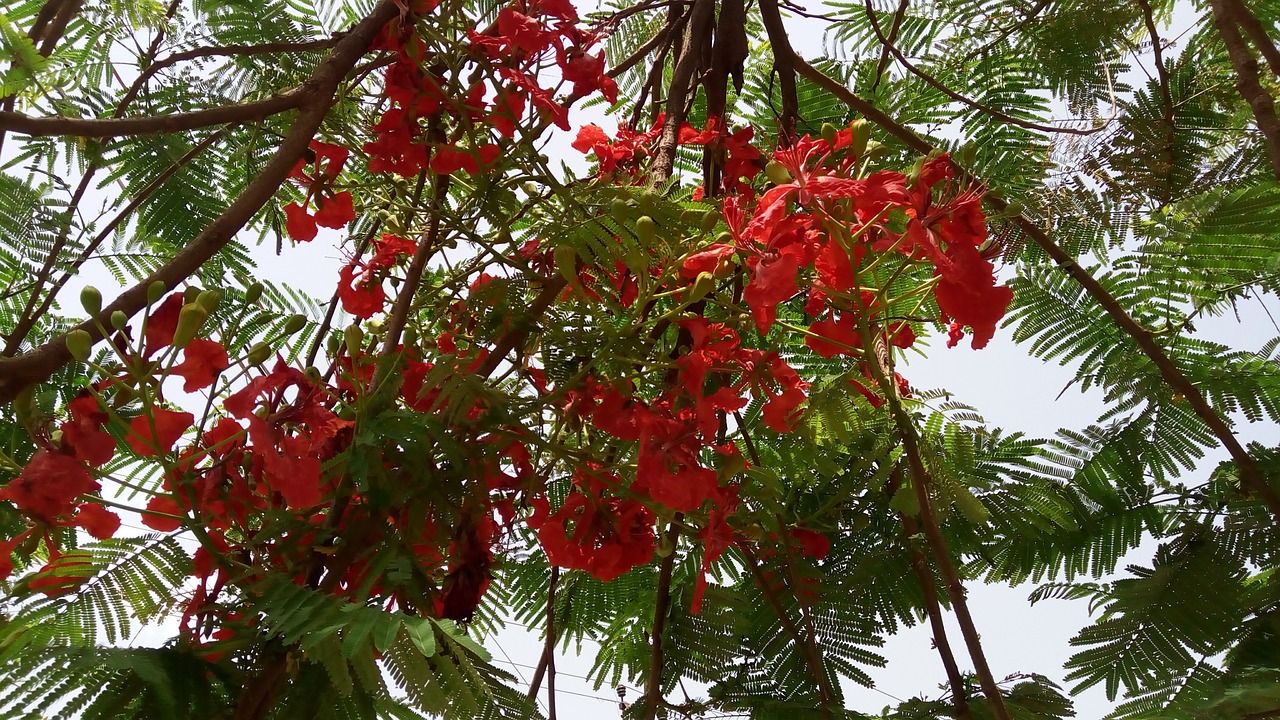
[2,0,1280,718]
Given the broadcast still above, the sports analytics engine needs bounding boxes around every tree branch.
[650,0,715,183]
[871,0,909,90]
[643,522,679,720]
[861,0,1101,136]
[1136,0,1177,206]
[788,55,1280,520]
[0,89,309,138]
[1227,0,1280,78]
[899,498,974,720]
[0,1,402,407]
[125,36,347,108]
[757,0,800,143]
[1210,0,1280,178]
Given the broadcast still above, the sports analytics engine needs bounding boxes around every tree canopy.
[2,0,1280,718]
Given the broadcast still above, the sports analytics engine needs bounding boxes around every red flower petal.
[284,202,318,242]
[171,338,230,393]
[126,409,194,457]
[313,191,356,229]
[73,502,121,539]
[144,293,185,356]
[142,495,183,531]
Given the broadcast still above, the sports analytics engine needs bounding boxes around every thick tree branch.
[0,89,309,138]
[1210,0,1280,178]
[862,0,1100,136]
[899,496,974,720]
[650,0,715,183]
[1227,0,1280,78]
[643,522,679,720]
[757,0,800,143]
[0,1,402,407]
[789,55,1280,520]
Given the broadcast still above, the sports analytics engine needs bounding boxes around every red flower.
[805,312,861,358]
[126,409,194,457]
[73,502,121,539]
[743,252,799,333]
[497,7,548,54]
[338,263,387,319]
[313,191,356,229]
[680,244,736,280]
[430,143,501,175]
[143,495,184,531]
[529,482,656,582]
[283,201,318,242]
[762,385,807,432]
[171,338,230,392]
[0,450,99,519]
[144,293,185,356]
[932,235,1013,349]
[789,528,830,560]
[693,484,739,614]
[61,394,114,466]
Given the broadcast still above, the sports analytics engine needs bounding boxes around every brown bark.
[1210,0,1280,179]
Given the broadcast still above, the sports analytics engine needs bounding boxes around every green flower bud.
[80,286,102,317]
[325,334,341,356]
[244,282,265,304]
[638,191,659,216]
[183,286,202,304]
[172,304,208,348]
[147,281,167,305]
[247,341,272,366]
[700,209,720,232]
[196,290,221,313]
[635,215,657,244]
[65,329,93,362]
[821,122,839,146]
[688,271,716,302]
[283,314,307,335]
[611,198,631,223]
[553,245,579,288]
[850,118,871,157]
[765,160,792,185]
[111,310,129,331]
[344,325,364,356]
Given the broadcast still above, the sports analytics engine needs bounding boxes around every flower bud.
[247,341,272,366]
[344,325,364,356]
[821,122,839,146]
[850,119,871,157]
[147,281,167,305]
[635,216,656,244]
[638,191,659,216]
[183,286,202,304]
[196,290,221,313]
[700,209,720,232]
[283,314,307,335]
[172,304,208,348]
[111,310,128,331]
[65,329,93,361]
[80,286,102,316]
[553,244,579,288]
[765,160,791,185]
[688,271,716,303]
[244,282,265,304]
[611,198,631,223]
